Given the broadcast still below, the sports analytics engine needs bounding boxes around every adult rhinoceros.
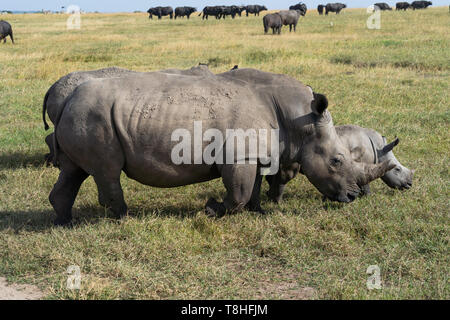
[42,65,214,165]
[265,124,414,203]
[48,68,393,225]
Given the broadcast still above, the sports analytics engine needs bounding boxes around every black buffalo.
[226,5,245,18]
[325,3,347,15]
[219,6,236,19]
[0,20,13,44]
[411,1,432,9]
[374,3,393,10]
[199,6,223,19]
[318,4,325,15]
[147,6,173,19]
[263,13,282,34]
[174,7,196,19]
[289,2,307,16]
[246,5,268,16]
[396,2,411,10]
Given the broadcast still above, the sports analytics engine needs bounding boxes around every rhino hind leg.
[44,133,55,167]
[49,153,88,226]
[93,175,127,219]
[205,164,257,217]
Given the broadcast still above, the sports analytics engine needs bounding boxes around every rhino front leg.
[360,184,371,196]
[49,153,88,226]
[245,173,265,214]
[265,173,286,203]
[205,164,257,217]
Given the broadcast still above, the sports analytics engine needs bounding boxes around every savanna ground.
[0,8,448,300]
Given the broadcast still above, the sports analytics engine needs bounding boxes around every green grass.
[0,8,449,299]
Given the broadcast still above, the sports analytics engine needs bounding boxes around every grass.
[0,8,449,299]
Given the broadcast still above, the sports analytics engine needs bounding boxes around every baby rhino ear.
[311,93,328,115]
[350,146,365,162]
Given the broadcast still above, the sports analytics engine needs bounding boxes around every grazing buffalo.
[199,6,223,19]
[147,6,173,19]
[43,66,214,166]
[318,5,325,15]
[289,2,308,16]
[263,13,282,34]
[266,125,414,203]
[235,6,246,17]
[374,3,393,10]
[246,5,268,16]
[174,7,196,19]
[396,2,411,10]
[0,20,14,43]
[325,3,347,14]
[411,1,432,9]
[225,5,245,19]
[47,67,393,225]
[278,10,302,32]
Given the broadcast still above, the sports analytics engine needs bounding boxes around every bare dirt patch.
[0,277,45,300]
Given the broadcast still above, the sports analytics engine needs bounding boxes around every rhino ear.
[350,146,365,162]
[311,93,328,115]
[382,137,400,154]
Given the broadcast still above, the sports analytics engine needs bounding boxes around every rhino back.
[58,73,277,187]
[45,67,135,125]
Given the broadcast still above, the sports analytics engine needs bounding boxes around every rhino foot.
[53,216,73,227]
[205,198,226,218]
[245,202,266,214]
[360,184,371,196]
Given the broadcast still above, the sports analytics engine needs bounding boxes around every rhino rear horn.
[311,93,328,115]
[382,137,400,154]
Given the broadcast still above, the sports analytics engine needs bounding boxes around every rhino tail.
[42,89,50,130]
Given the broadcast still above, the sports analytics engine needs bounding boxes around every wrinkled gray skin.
[266,125,414,203]
[43,65,214,165]
[278,10,301,32]
[49,67,393,225]
[0,20,14,44]
[263,13,282,35]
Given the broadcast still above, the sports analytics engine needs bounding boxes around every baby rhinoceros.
[266,124,414,203]
[0,20,14,44]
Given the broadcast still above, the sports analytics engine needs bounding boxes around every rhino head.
[298,93,395,202]
[378,137,414,190]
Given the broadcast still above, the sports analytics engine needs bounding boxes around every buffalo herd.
[373,1,433,11]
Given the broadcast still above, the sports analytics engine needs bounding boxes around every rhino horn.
[358,160,396,185]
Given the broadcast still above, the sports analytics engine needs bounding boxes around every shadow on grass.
[0,203,205,233]
[0,152,48,169]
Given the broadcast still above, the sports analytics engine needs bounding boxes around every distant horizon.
[1,1,447,13]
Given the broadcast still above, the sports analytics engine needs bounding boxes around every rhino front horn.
[358,160,396,185]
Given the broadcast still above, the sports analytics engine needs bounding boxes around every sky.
[2,0,447,12]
